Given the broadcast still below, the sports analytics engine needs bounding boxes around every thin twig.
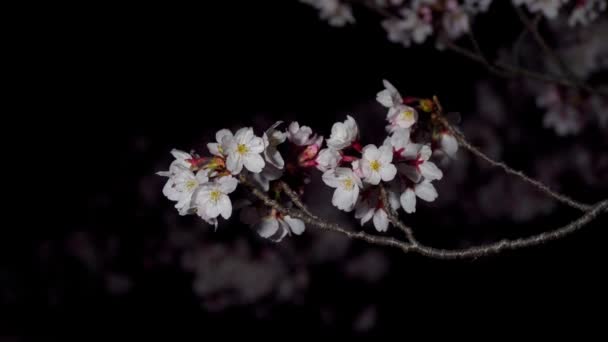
[378,184,418,245]
[409,199,607,259]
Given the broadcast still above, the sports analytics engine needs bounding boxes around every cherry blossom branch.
[432,97,592,212]
[409,199,607,259]
[239,175,412,251]
[241,175,608,260]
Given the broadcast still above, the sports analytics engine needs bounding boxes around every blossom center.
[342,178,354,189]
[237,144,249,155]
[210,190,221,203]
[185,180,198,190]
[370,160,381,172]
[401,109,414,120]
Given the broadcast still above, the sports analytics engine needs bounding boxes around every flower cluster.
[300,0,606,48]
[159,80,457,239]
[535,84,607,136]
[299,0,355,26]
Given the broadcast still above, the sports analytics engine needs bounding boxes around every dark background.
[5,0,607,339]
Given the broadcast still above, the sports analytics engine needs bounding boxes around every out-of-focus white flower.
[322,167,363,212]
[398,144,443,182]
[382,6,434,47]
[287,121,316,146]
[316,148,341,172]
[194,176,239,221]
[464,0,494,13]
[543,105,583,136]
[300,0,355,27]
[536,86,584,136]
[512,0,568,19]
[355,188,399,232]
[225,128,265,174]
[438,132,459,158]
[568,0,607,26]
[263,122,287,169]
[399,179,438,213]
[589,94,608,128]
[360,144,397,185]
[327,115,359,150]
[443,0,470,39]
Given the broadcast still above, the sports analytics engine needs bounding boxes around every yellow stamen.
[210,190,222,203]
[370,160,381,172]
[342,178,354,189]
[237,144,249,155]
[402,109,414,120]
[185,180,198,190]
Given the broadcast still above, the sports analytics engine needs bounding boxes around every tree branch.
[240,175,607,260]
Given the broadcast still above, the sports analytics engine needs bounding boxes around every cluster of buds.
[158,80,458,240]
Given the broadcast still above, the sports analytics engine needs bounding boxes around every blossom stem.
[378,184,418,245]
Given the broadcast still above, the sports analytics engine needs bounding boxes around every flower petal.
[373,209,389,232]
[400,188,416,214]
[380,164,397,182]
[243,153,265,173]
[257,217,279,238]
[419,161,443,181]
[226,153,243,174]
[284,216,305,235]
[415,180,438,202]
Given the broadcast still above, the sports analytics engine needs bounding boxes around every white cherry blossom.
[287,121,316,146]
[327,115,359,150]
[398,144,443,182]
[225,127,265,174]
[194,176,239,220]
[322,167,363,212]
[158,165,209,216]
[316,148,341,172]
[360,144,397,185]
